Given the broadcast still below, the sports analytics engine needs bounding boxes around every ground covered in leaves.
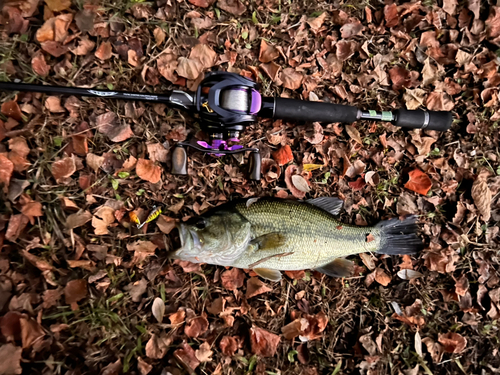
[0,0,500,374]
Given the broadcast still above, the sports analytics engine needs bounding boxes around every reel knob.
[248,151,261,180]
[171,146,188,175]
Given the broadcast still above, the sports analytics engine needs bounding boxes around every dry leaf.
[153,27,166,45]
[281,68,303,90]
[422,337,444,363]
[455,275,469,297]
[45,96,65,113]
[32,52,50,77]
[259,40,280,63]
[285,165,306,199]
[136,159,162,184]
[137,357,153,375]
[21,250,53,272]
[174,342,200,372]
[471,173,492,221]
[96,112,134,142]
[221,268,245,290]
[147,143,168,163]
[217,0,246,16]
[426,92,454,111]
[145,333,169,359]
[443,0,458,15]
[157,53,178,83]
[95,42,113,61]
[291,175,310,193]
[422,247,460,274]
[246,277,272,299]
[384,3,399,27]
[404,88,426,110]
[156,215,176,234]
[127,241,158,254]
[340,19,364,38]
[219,336,239,356]
[52,156,76,183]
[405,169,432,195]
[75,9,95,33]
[260,62,280,81]
[0,155,14,193]
[169,309,186,325]
[336,40,356,61]
[188,0,216,7]
[345,159,365,178]
[128,278,148,303]
[177,57,203,80]
[190,44,217,69]
[45,0,71,12]
[438,332,467,353]
[0,344,22,375]
[345,125,363,145]
[249,326,280,357]
[86,153,105,172]
[64,279,88,305]
[20,316,45,349]
[66,210,92,229]
[185,316,209,338]
[195,342,213,363]
[272,145,293,166]
[1,100,23,121]
[307,12,327,34]
[71,37,95,55]
[374,267,391,286]
[5,214,30,241]
[152,297,165,323]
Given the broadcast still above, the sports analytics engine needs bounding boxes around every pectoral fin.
[253,268,282,282]
[315,258,354,277]
[250,232,287,251]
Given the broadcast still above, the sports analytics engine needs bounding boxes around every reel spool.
[171,72,263,180]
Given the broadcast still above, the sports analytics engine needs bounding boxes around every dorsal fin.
[306,197,344,216]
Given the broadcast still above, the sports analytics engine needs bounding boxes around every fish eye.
[195,219,206,229]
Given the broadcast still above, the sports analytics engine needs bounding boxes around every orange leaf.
[184,315,209,338]
[259,40,279,63]
[96,112,134,142]
[41,41,68,57]
[136,159,162,184]
[249,326,280,357]
[174,342,200,372]
[1,100,22,121]
[438,332,467,353]
[45,0,71,12]
[272,144,293,166]
[45,96,66,113]
[31,52,50,77]
[384,3,399,27]
[246,277,272,299]
[64,279,88,305]
[280,68,303,90]
[6,214,29,242]
[221,268,245,290]
[0,154,14,193]
[374,267,391,286]
[51,156,77,183]
[219,336,239,356]
[405,168,432,195]
[95,41,113,61]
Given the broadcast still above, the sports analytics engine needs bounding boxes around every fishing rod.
[0,72,453,180]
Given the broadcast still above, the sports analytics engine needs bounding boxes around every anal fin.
[253,268,282,282]
[315,258,354,278]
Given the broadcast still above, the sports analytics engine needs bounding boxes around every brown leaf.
[45,0,71,12]
[345,159,365,178]
[127,241,158,254]
[36,18,56,42]
[423,247,460,274]
[136,159,162,184]
[174,342,200,372]
[6,214,30,241]
[190,44,217,70]
[66,210,92,229]
[285,165,306,199]
[261,158,281,183]
[157,53,178,83]
[259,40,280,63]
[92,206,116,235]
[20,316,44,349]
[156,215,176,234]
[145,333,169,359]
[137,357,153,375]
[45,96,65,113]
[21,200,43,220]
[443,0,458,15]
[246,277,272,299]
[281,68,303,90]
[307,12,327,34]
[64,279,88,305]
[71,37,95,55]
[185,315,209,338]
[0,344,22,374]
[455,275,469,297]
[96,112,134,142]
[291,175,310,193]
[153,27,166,45]
[221,268,245,290]
[405,169,432,195]
[8,137,30,172]
[404,88,426,110]
[86,153,105,173]
[53,14,73,42]
[195,342,213,363]
[426,92,454,111]
[471,173,492,221]
[128,278,148,303]
[75,9,95,33]
[389,66,411,91]
[95,42,113,61]
[169,308,186,325]
[217,0,246,15]
[152,297,165,323]
[219,336,239,356]
[177,57,203,80]
[272,145,293,166]
[468,0,480,19]
[304,122,323,145]
[340,19,364,38]
[147,143,168,163]
[188,0,216,7]
[3,7,29,34]
[422,337,444,363]
[384,3,399,27]
[487,7,500,39]
[345,125,363,145]
[249,326,280,357]
[336,40,356,61]
[41,41,68,57]
[1,100,23,121]
[174,260,201,273]
[260,62,281,81]
[0,155,14,193]
[374,267,391,286]
[438,332,467,353]
[52,156,77,183]
[32,52,50,77]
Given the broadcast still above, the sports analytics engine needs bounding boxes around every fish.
[171,197,423,282]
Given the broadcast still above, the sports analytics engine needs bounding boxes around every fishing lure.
[129,211,141,227]
[138,206,162,229]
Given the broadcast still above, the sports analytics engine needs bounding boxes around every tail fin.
[375,215,423,255]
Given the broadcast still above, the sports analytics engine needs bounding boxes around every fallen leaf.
[340,19,364,38]
[1,100,22,121]
[374,267,391,286]
[260,62,281,81]
[95,42,113,61]
[307,12,327,34]
[217,0,246,15]
[282,318,309,340]
[455,275,469,297]
[128,50,140,67]
[185,315,209,338]
[153,27,166,45]
[20,200,43,221]
[136,159,162,184]
[426,92,454,111]
[128,278,148,303]
[443,0,458,15]
[246,277,272,299]
[92,206,116,235]
[86,153,105,173]
[221,268,245,290]
[0,155,14,193]
[468,0,480,19]
[36,18,56,42]
[71,37,95,55]
[188,0,216,7]
[5,214,30,241]
[397,269,424,280]
[157,53,178,83]
[422,337,444,363]
[345,125,363,145]
[345,159,365,178]
[152,297,165,323]
[75,9,95,33]
[404,88,426,110]
[32,52,50,77]
[169,309,186,325]
[336,40,356,61]
[53,14,73,42]
[174,342,200,372]
[42,288,63,309]
[20,316,44,349]
[174,260,201,273]
[145,333,169,359]
[384,3,399,27]
[220,336,239,356]
[405,169,432,195]
[45,96,65,113]
[137,357,153,375]
[471,173,492,221]
[272,145,293,166]
[249,326,280,357]
[0,344,22,375]
[64,279,88,305]
[285,165,306,199]
[52,156,77,183]
[176,57,203,80]
[259,40,280,63]
[486,7,500,39]
[190,44,217,69]
[281,68,303,90]
[359,333,378,356]
[389,66,411,91]
[147,143,168,163]
[127,241,158,254]
[304,122,324,145]
[45,0,71,12]
[438,332,467,353]
[66,210,92,229]
[365,171,380,187]
[195,342,213,363]
[156,215,176,234]
[291,174,310,193]
[422,247,460,274]
[96,112,134,142]
[3,6,29,34]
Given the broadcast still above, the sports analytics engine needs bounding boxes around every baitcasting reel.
[0,71,454,180]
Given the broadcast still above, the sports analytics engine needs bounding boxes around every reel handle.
[171,146,188,175]
[248,151,261,181]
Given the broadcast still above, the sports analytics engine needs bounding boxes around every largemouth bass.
[171,197,422,281]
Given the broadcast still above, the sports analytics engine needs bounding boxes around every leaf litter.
[0,0,499,374]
